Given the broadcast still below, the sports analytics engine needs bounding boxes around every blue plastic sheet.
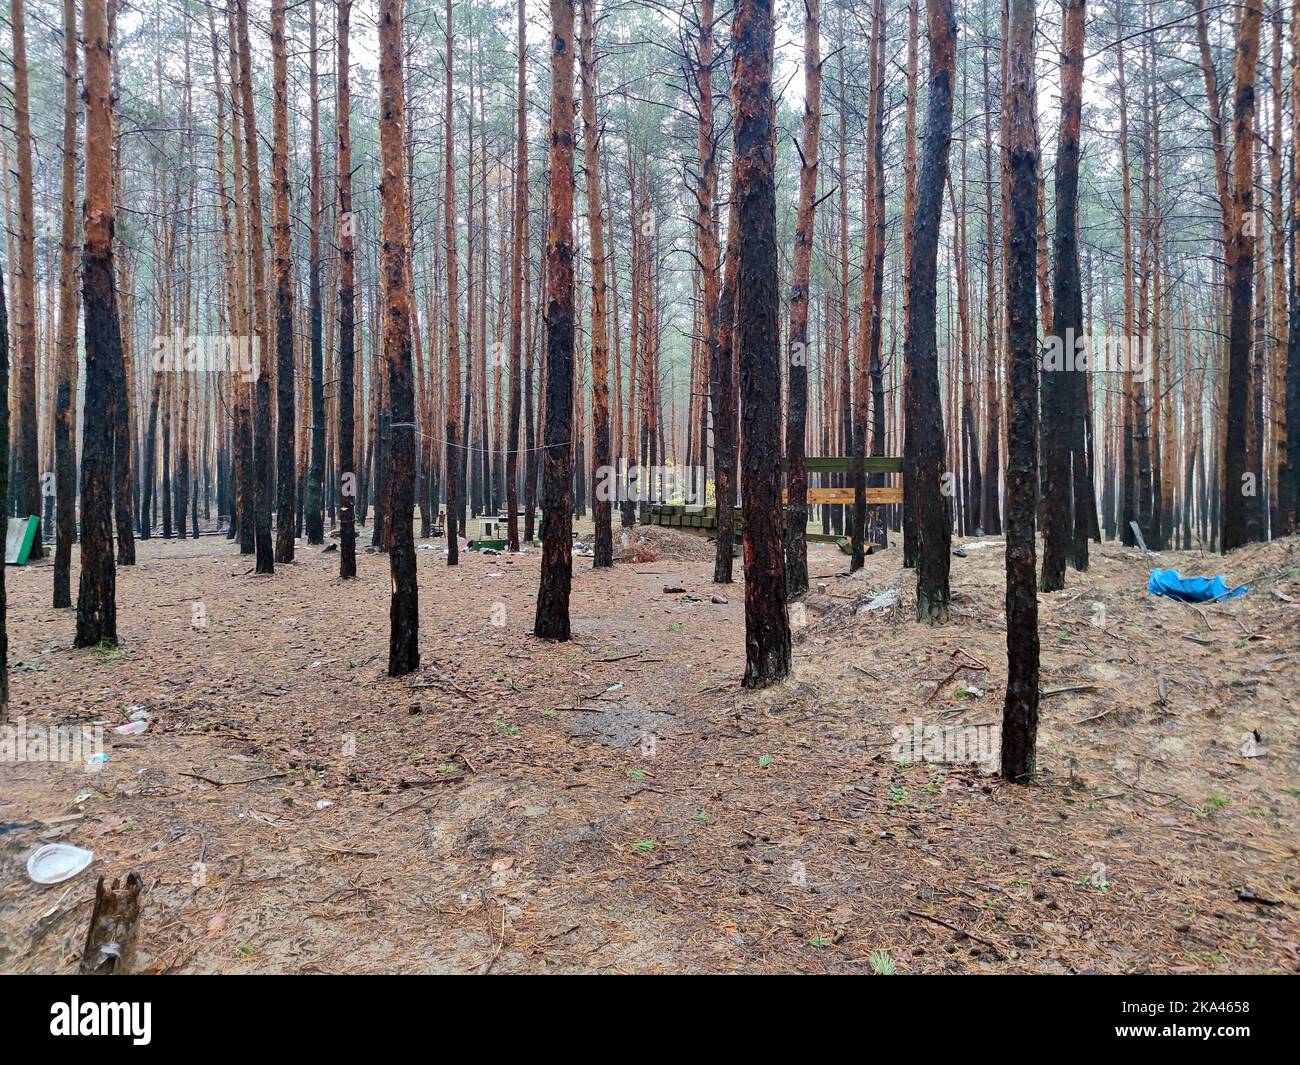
[1148,568,1247,604]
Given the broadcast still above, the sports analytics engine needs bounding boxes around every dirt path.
[1,529,1296,973]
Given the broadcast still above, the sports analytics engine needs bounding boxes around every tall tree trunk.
[444,0,463,566]
[580,0,612,567]
[379,0,419,675]
[1040,0,1086,589]
[1222,0,1263,551]
[1000,0,1040,783]
[10,0,42,556]
[535,0,577,641]
[271,0,296,563]
[337,0,357,577]
[1285,0,1300,531]
[305,0,325,545]
[507,0,527,553]
[0,202,9,719]
[784,0,819,596]
[235,0,274,573]
[734,0,790,688]
[54,0,81,607]
[907,0,956,623]
[76,0,123,648]
[901,0,920,565]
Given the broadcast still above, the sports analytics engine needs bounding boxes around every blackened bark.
[906,0,955,623]
[1222,0,1262,552]
[1040,0,1086,590]
[534,0,576,641]
[76,0,122,649]
[272,0,295,564]
[379,0,418,675]
[784,0,819,597]
[54,0,80,607]
[507,0,527,553]
[236,0,274,574]
[1001,0,1040,784]
[305,0,325,546]
[734,0,791,688]
[337,0,357,578]
[712,196,739,585]
[580,0,611,568]
[444,0,463,566]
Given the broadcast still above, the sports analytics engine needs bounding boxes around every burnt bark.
[906,0,956,623]
[784,0,819,597]
[1222,0,1263,552]
[734,0,791,688]
[272,0,296,564]
[76,0,123,649]
[379,0,419,675]
[1001,0,1040,784]
[534,0,577,641]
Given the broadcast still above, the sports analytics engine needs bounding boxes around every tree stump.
[79,872,143,975]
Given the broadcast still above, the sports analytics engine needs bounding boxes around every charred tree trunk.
[54,0,81,607]
[534,0,577,641]
[784,0,819,597]
[1000,0,1040,784]
[305,0,325,546]
[379,0,419,675]
[236,0,274,573]
[906,0,956,623]
[580,0,612,568]
[76,0,123,648]
[271,0,296,564]
[1040,0,1086,590]
[444,0,463,566]
[734,0,791,688]
[337,0,357,578]
[506,0,527,553]
[1222,0,1262,552]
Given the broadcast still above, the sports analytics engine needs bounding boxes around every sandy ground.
[1,520,1297,973]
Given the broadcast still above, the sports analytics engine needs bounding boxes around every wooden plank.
[784,487,903,505]
[784,456,903,475]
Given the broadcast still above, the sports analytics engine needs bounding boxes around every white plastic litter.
[26,843,94,885]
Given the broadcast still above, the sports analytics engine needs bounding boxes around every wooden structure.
[647,456,903,547]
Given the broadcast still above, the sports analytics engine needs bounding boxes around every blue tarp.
[1148,568,1248,604]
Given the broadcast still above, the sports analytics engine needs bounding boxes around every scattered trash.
[26,843,94,885]
[128,708,151,723]
[711,594,729,605]
[73,790,94,805]
[315,800,334,811]
[86,753,109,768]
[952,547,968,558]
[604,683,624,694]
[962,540,1004,551]
[1239,730,1267,758]
[957,685,985,698]
[855,589,899,614]
[663,585,686,594]
[79,872,143,974]
[114,720,149,736]
[1148,568,1248,604]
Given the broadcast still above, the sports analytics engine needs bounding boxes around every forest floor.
[1,519,1297,973]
